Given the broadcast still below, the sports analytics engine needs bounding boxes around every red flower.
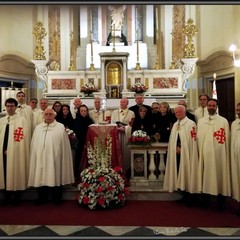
[144,137,150,142]
[82,182,90,188]
[114,166,122,173]
[97,196,106,206]
[128,136,136,142]
[83,196,90,204]
[107,186,114,191]
[118,193,125,201]
[95,186,104,192]
[98,176,106,182]
[89,169,95,174]
[124,188,130,195]
[136,137,143,142]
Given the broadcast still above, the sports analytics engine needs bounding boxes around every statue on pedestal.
[107,5,128,46]
[108,5,126,33]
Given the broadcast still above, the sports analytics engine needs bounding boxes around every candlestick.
[90,31,93,62]
[112,24,116,52]
[135,30,142,70]
[156,6,158,32]
[89,30,96,71]
[136,31,139,56]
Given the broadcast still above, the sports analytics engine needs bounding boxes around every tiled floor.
[0,225,240,238]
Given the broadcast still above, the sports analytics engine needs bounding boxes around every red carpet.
[1,200,240,227]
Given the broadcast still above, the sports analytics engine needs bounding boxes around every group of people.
[1,91,240,216]
[164,94,240,216]
[0,94,75,206]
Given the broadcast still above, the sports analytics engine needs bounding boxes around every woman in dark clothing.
[52,101,62,118]
[131,105,154,137]
[56,104,74,129]
[157,102,176,142]
[72,104,94,185]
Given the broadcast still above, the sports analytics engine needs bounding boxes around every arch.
[106,61,122,85]
[197,50,233,76]
[0,54,35,80]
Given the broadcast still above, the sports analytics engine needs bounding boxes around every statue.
[108,5,126,31]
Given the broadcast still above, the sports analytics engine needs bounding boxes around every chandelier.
[229,44,240,67]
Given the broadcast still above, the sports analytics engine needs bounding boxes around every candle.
[90,31,93,62]
[155,6,158,32]
[90,7,93,31]
[136,30,139,56]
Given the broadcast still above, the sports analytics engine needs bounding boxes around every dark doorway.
[215,77,235,123]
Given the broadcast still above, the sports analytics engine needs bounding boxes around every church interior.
[1,3,240,238]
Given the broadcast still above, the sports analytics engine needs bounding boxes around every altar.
[80,124,123,171]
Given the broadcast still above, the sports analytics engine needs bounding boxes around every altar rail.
[129,143,168,187]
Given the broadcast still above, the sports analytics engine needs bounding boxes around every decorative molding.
[197,50,233,75]
[0,54,35,80]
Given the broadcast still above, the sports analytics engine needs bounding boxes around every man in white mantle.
[28,108,74,205]
[111,97,135,179]
[163,105,199,205]
[197,98,231,211]
[0,98,31,205]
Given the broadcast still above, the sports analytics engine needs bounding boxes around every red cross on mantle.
[190,127,197,140]
[14,127,24,142]
[213,127,225,144]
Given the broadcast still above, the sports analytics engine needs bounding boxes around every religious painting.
[131,151,147,178]
[153,77,178,89]
[51,78,76,89]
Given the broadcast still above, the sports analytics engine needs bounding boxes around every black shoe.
[1,199,11,206]
[12,199,21,206]
[217,204,227,212]
[235,210,240,216]
[199,200,209,209]
[34,198,47,206]
[53,199,62,205]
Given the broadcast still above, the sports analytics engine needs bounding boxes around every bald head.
[44,108,56,124]
[120,97,129,109]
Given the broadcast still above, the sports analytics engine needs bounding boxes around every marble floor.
[0,225,240,239]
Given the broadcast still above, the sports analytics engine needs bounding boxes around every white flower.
[132,130,147,138]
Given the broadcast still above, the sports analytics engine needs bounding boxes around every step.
[0,184,182,201]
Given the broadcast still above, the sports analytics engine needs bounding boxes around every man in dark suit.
[178,100,196,123]
[129,93,152,119]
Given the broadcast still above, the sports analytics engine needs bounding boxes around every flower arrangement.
[81,83,97,95]
[78,135,128,210]
[130,82,148,93]
[128,130,151,146]
[65,128,78,150]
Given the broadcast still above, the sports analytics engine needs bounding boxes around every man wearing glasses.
[0,98,30,206]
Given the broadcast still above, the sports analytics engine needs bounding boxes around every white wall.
[198,5,235,60]
[0,5,35,60]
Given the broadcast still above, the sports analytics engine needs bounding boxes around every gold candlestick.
[112,24,116,53]
[89,30,96,71]
[69,31,76,71]
[135,30,142,70]
[155,30,161,69]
